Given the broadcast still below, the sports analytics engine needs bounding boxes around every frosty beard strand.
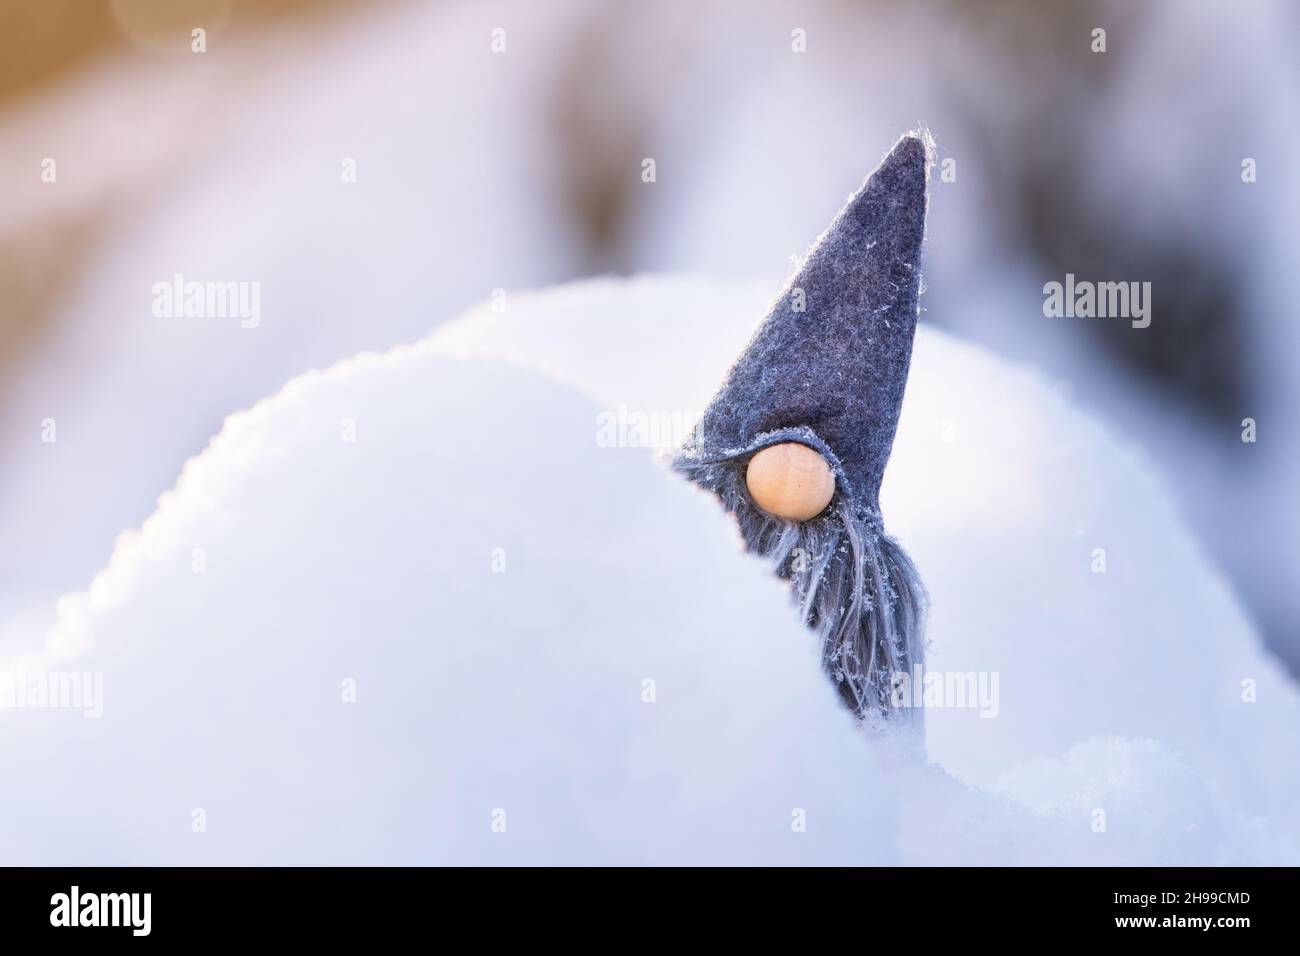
[674,452,928,727]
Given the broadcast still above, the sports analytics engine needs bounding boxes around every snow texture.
[2,276,1296,865]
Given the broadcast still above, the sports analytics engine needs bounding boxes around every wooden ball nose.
[745,442,835,521]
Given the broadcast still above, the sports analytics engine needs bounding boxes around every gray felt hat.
[679,133,930,522]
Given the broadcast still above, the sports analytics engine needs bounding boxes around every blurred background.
[1,0,1296,670]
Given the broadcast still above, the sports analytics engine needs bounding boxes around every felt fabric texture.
[673,132,932,722]
[677,133,930,520]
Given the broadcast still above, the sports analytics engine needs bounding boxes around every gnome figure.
[674,132,932,728]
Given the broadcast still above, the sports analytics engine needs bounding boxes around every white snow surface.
[2,276,1296,865]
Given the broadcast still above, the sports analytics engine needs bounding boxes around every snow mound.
[426,276,1300,856]
[0,352,896,865]
[2,276,1296,864]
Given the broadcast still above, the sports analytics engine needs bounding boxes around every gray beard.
[674,454,928,723]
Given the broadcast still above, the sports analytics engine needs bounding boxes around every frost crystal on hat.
[674,132,932,727]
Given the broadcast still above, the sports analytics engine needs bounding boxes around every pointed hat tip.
[891,127,937,166]
[876,129,935,186]
[832,129,931,255]
[837,129,933,229]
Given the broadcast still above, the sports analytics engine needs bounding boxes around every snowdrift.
[2,276,1295,864]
